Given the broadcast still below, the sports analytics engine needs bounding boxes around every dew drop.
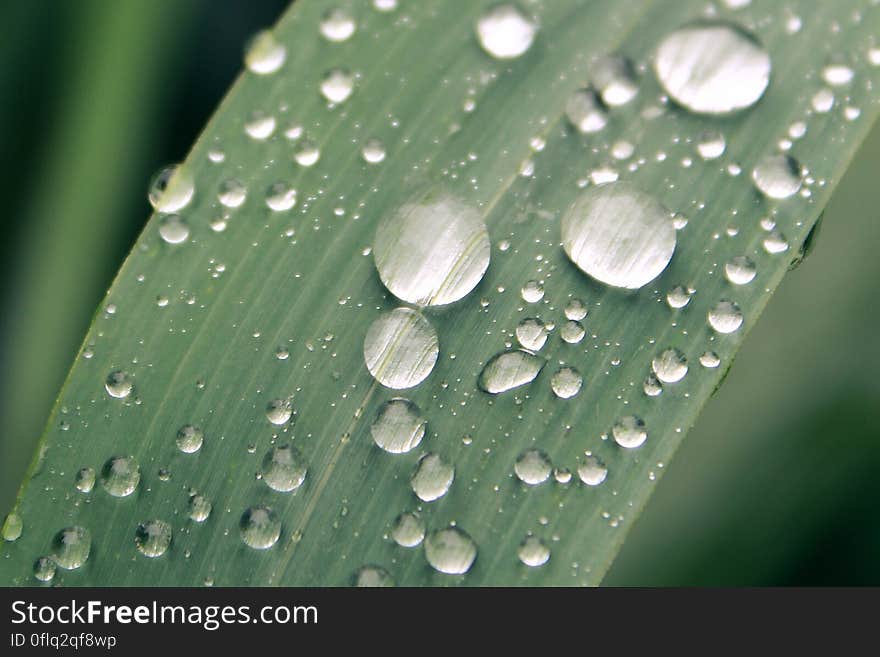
[353,565,395,587]
[101,456,140,497]
[175,425,204,454]
[811,88,835,113]
[514,449,552,485]
[560,320,585,344]
[75,467,96,493]
[696,131,726,160]
[424,527,477,575]
[643,374,663,397]
[363,308,439,389]
[320,68,354,104]
[158,214,190,244]
[135,520,172,558]
[244,111,276,140]
[105,370,133,399]
[361,138,387,164]
[51,526,91,570]
[475,4,536,60]
[666,284,692,309]
[763,231,789,254]
[371,399,426,454]
[294,140,321,167]
[518,535,550,567]
[700,351,721,368]
[822,62,854,86]
[565,89,608,133]
[612,415,647,449]
[550,366,582,399]
[148,164,194,213]
[708,300,744,333]
[391,512,425,548]
[752,154,802,199]
[564,298,588,321]
[373,194,489,306]
[218,179,247,208]
[240,506,281,549]
[188,492,212,522]
[410,453,454,502]
[592,54,639,106]
[261,445,307,492]
[561,182,676,289]
[245,30,286,75]
[724,255,756,285]
[652,348,688,383]
[654,21,770,114]
[515,318,548,351]
[577,455,607,486]
[320,8,356,42]
[2,513,22,542]
[265,182,297,211]
[266,398,294,425]
[478,350,544,394]
[33,557,56,582]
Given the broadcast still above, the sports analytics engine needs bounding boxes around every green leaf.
[2,0,878,586]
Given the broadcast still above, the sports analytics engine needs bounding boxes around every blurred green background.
[1,1,878,586]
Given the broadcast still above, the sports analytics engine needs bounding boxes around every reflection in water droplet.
[666,285,692,309]
[725,256,756,285]
[265,182,297,211]
[135,520,172,557]
[353,565,395,587]
[708,300,743,333]
[550,366,582,399]
[752,154,802,199]
[561,182,676,289]
[514,449,552,485]
[410,453,454,502]
[612,415,647,449]
[391,512,425,547]
[51,526,91,570]
[244,111,276,140]
[565,88,608,133]
[158,214,190,244]
[700,351,721,368]
[218,179,247,208]
[654,22,770,114]
[425,527,477,575]
[321,68,354,104]
[261,445,307,492]
[245,31,286,75]
[518,535,550,567]
[364,308,439,389]
[294,140,321,167]
[33,557,56,582]
[478,350,543,394]
[188,492,212,522]
[592,55,639,106]
[373,194,489,306]
[148,164,194,213]
[361,138,386,164]
[520,280,544,303]
[564,298,588,320]
[371,399,426,454]
[266,398,294,425]
[240,506,281,549]
[696,131,726,160]
[105,370,133,399]
[176,425,204,454]
[321,8,356,42]
[560,320,585,344]
[475,4,536,60]
[516,318,548,351]
[577,455,607,486]
[101,456,140,497]
[643,374,663,397]
[75,467,96,493]
[652,348,688,383]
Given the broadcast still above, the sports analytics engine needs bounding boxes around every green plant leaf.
[2,0,878,586]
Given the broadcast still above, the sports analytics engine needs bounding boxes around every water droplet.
[373,194,489,306]
[475,4,536,60]
[135,520,172,558]
[752,154,801,199]
[105,370,133,399]
[708,300,743,333]
[353,565,395,587]
[822,62,854,86]
[218,179,247,208]
[371,398,426,454]
[561,182,676,289]
[391,512,425,547]
[652,348,688,383]
[51,526,91,570]
[515,318,548,351]
[478,350,543,394]
[101,456,140,497]
[550,366,582,399]
[240,506,281,549]
[33,557,56,582]
[577,455,607,486]
[410,453,454,502]
[261,445,307,492]
[361,138,386,164]
[148,164,194,213]
[2,513,22,541]
[725,255,756,285]
[613,415,647,448]
[321,68,354,104]
[364,308,439,389]
[700,351,721,368]
[592,55,639,106]
[811,88,835,113]
[554,468,572,483]
[565,89,608,133]
[158,214,190,244]
[643,374,663,397]
[611,140,635,160]
[294,140,321,167]
[514,449,552,485]
[245,30,286,75]
[666,285,692,309]
[188,492,212,522]
[696,131,726,160]
[560,320,585,344]
[244,111,276,140]
[518,535,550,567]
[266,398,294,425]
[424,527,477,575]
[320,8,356,42]
[373,0,397,11]
[564,298,588,320]
[265,182,297,211]
[75,467,96,493]
[654,22,770,114]
[763,231,789,254]
[174,425,204,454]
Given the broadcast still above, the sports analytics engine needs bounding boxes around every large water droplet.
[550,366,582,399]
[148,164,194,213]
[561,182,677,289]
[752,154,802,199]
[475,4,536,60]
[612,415,647,448]
[135,520,172,557]
[708,300,744,333]
[240,506,281,549]
[320,8,356,42]
[176,425,204,454]
[373,194,489,306]
[320,68,354,104]
[725,255,756,285]
[410,453,454,502]
[245,30,286,75]
[577,455,607,486]
[188,492,212,522]
[391,512,425,548]
[652,348,688,383]
[518,535,550,567]
[75,467,96,493]
[514,449,552,485]
[266,398,294,425]
[265,182,297,212]
[218,179,247,208]
[371,399,426,454]
[361,138,387,164]
[516,318,548,351]
[101,456,140,497]
[364,308,439,389]
[104,370,133,399]
[654,22,770,114]
[478,350,543,394]
[51,526,91,570]
[158,214,190,244]
[424,527,477,575]
[261,445,307,492]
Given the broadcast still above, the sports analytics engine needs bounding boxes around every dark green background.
[1,0,878,585]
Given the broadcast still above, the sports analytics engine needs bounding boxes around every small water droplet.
[1,513,22,542]
[158,214,190,244]
[294,139,321,167]
[752,154,802,199]
[564,298,588,321]
[353,565,395,586]
[101,456,140,497]
[148,164,194,213]
[266,398,294,425]
[643,374,663,397]
[51,526,91,570]
[75,467,96,493]
[478,350,544,394]
[105,370,133,399]
[261,445,307,492]
[577,455,607,486]
[188,492,212,522]
[565,88,608,133]
[666,284,692,309]
[612,415,647,449]
[518,535,550,567]
[371,399,426,454]
[515,318,548,351]
[320,8,356,42]
[696,131,726,160]
[763,231,789,254]
[822,61,854,86]
[514,449,552,485]
[724,255,756,285]
[135,520,172,557]
[592,54,639,106]
[475,4,536,60]
[244,111,276,140]
[699,351,721,368]
[410,453,454,502]
[560,320,585,344]
[320,68,354,104]
[175,425,204,454]
[265,182,297,211]
[550,366,582,399]
[652,348,688,383]
[218,179,247,208]
[245,30,286,75]
[240,506,281,549]
[363,308,439,389]
[708,300,744,333]
[391,512,425,548]
[361,138,387,164]
[33,556,56,582]
[424,527,477,575]
[811,88,834,113]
